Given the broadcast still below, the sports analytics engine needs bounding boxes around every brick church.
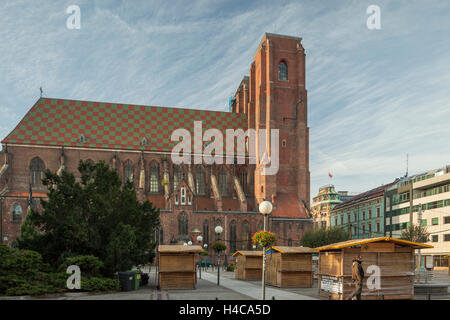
[0,33,312,257]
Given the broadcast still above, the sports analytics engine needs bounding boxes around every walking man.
[348,255,364,300]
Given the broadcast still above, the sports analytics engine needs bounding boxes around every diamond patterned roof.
[2,98,248,152]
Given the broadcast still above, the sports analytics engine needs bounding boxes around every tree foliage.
[17,160,160,276]
[400,224,430,243]
[300,226,351,248]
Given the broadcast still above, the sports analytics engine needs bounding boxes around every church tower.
[233,33,310,216]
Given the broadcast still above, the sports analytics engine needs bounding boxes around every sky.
[1,0,450,200]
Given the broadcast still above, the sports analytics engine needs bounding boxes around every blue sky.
[1,0,450,199]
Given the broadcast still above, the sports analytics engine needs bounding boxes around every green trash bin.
[127,270,140,290]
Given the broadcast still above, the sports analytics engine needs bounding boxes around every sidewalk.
[201,271,319,300]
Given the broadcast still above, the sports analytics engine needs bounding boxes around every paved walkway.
[201,271,318,300]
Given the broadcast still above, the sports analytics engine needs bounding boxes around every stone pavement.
[200,271,319,300]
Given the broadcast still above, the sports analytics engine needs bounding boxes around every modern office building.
[385,166,450,268]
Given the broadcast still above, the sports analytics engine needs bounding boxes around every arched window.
[239,169,247,195]
[230,220,237,253]
[86,159,94,165]
[12,204,23,222]
[30,157,45,186]
[196,166,206,195]
[203,220,209,247]
[178,212,189,240]
[159,228,164,244]
[278,61,288,81]
[124,160,134,182]
[241,221,250,250]
[149,162,160,193]
[218,167,227,196]
[173,165,183,191]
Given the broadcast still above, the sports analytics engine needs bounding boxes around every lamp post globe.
[215,225,223,235]
[188,241,192,246]
[258,200,272,301]
[197,235,203,243]
[259,200,273,215]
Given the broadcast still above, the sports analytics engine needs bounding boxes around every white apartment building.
[385,166,450,268]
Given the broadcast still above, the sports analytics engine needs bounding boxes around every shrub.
[58,255,104,278]
[6,283,59,296]
[81,277,120,292]
[226,265,235,272]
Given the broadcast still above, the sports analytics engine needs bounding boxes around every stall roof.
[316,237,434,251]
[267,246,317,254]
[158,245,203,253]
[232,250,263,257]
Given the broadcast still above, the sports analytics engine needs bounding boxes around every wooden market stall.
[316,237,433,300]
[232,250,263,281]
[265,246,317,288]
[158,245,203,289]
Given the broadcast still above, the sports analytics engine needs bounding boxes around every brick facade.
[0,33,312,259]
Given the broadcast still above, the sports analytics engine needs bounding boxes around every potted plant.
[212,241,227,253]
[252,230,277,248]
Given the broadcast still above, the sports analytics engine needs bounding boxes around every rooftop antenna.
[405,153,409,177]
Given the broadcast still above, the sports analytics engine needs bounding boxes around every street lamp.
[188,240,193,246]
[215,225,223,286]
[197,235,203,279]
[259,200,273,300]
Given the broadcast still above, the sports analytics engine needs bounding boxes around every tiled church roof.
[2,98,248,152]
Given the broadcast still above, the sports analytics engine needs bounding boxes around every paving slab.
[201,271,319,300]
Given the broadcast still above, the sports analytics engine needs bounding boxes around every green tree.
[18,160,160,276]
[300,226,351,248]
[400,224,430,243]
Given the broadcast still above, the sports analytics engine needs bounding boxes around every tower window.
[181,187,186,205]
[282,139,287,148]
[278,61,288,81]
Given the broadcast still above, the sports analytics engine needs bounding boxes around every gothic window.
[124,160,134,182]
[173,165,183,191]
[196,166,206,195]
[178,212,188,239]
[149,162,160,193]
[203,220,209,246]
[230,220,237,253]
[278,61,288,81]
[239,169,247,195]
[159,228,164,244]
[12,204,23,222]
[219,167,227,196]
[181,187,186,205]
[30,157,45,186]
[241,220,250,250]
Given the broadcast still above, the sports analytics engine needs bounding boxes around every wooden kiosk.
[265,246,317,288]
[158,245,203,289]
[232,250,263,280]
[316,237,433,300]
